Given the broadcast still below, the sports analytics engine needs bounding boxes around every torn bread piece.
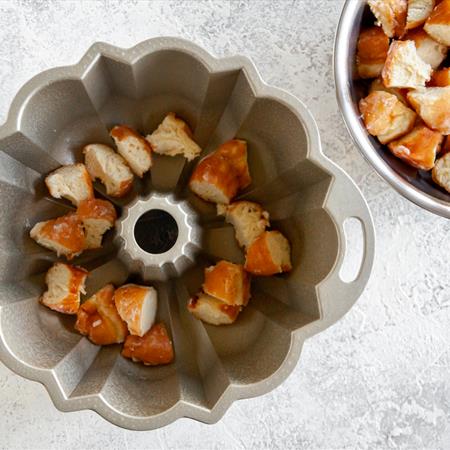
[356,27,390,78]
[424,0,450,45]
[30,213,85,259]
[203,261,251,307]
[406,0,435,29]
[122,323,174,366]
[429,67,450,86]
[77,198,117,249]
[187,293,241,326]
[404,29,447,69]
[45,163,94,206]
[359,91,416,144]
[146,112,201,161]
[110,125,152,178]
[369,78,409,104]
[388,124,442,169]
[83,144,134,197]
[114,284,157,337]
[40,262,88,314]
[215,139,251,189]
[75,284,128,345]
[382,40,432,88]
[244,230,292,276]
[369,0,407,37]
[360,91,398,135]
[407,86,450,134]
[432,152,450,191]
[189,153,240,204]
[217,201,270,249]
[189,139,251,203]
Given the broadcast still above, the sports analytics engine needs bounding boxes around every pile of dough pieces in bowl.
[30,113,292,366]
[357,0,450,191]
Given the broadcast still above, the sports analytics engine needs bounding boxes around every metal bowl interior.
[0,37,375,430]
[334,0,450,218]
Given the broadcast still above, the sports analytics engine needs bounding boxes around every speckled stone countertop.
[0,1,449,449]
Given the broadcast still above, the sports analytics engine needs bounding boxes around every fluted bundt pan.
[0,38,375,430]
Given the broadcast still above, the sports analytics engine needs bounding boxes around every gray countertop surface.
[1,1,449,449]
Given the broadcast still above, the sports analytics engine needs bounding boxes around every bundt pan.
[0,37,375,430]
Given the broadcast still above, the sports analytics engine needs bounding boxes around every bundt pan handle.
[312,160,375,333]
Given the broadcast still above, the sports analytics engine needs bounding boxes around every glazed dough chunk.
[189,139,251,204]
[368,0,407,37]
[359,91,416,144]
[407,87,450,134]
[45,163,94,206]
[356,27,390,78]
[203,261,251,306]
[40,262,88,314]
[406,0,435,29]
[432,152,450,192]
[215,139,251,189]
[77,198,116,249]
[404,29,447,69]
[75,284,128,345]
[429,68,450,87]
[110,125,153,177]
[122,323,174,366]
[189,153,240,204]
[84,144,134,197]
[146,112,201,161]
[217,201,270,248]
[187,292,241,325]
[443,136,450,154]
[369,78,409,104]
[382,40,432,88]
[388,125,442,169]
[114,284,157,337]
[424,0,450,46]
[244,231,292,276]
[30,213,85,259]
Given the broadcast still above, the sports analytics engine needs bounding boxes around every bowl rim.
[334,0,450,219]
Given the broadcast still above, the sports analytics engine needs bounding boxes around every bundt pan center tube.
[0,37,375,430]
[116,193,201,281]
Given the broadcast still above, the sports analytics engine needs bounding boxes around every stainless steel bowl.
[335,0,450,218]
[0,37,375,430]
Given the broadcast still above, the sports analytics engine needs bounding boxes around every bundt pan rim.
[0,37,375,430]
